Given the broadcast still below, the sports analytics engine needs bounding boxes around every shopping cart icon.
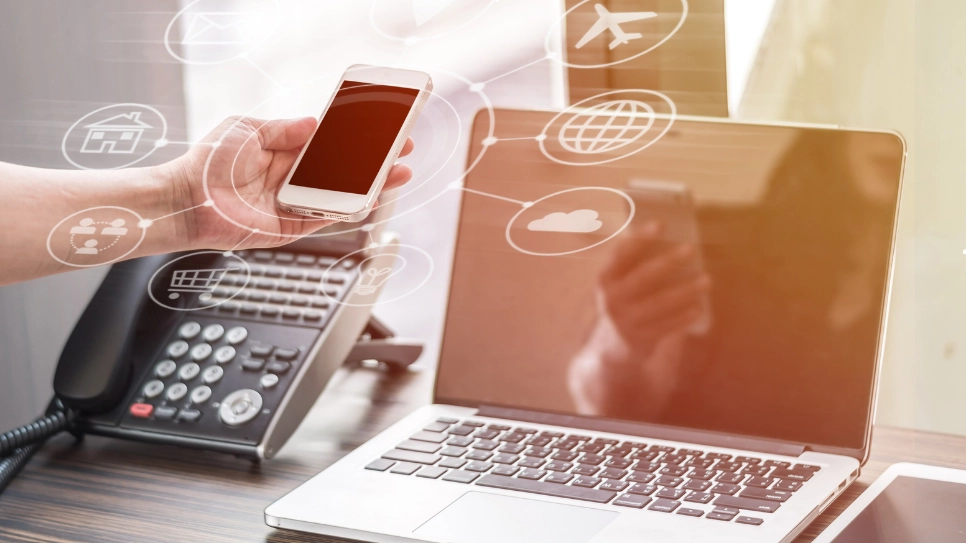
[167,267,238,301]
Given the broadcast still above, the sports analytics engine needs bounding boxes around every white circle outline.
[164,0,282,66]
[146,251,251,312]
[200,68,495,239]
[61,104,168,170]
[369,0,498,43]
[545,0,689,69]
[46,206,147,268]
[321,243,434,307]
[224,81,463,222]
[539,89,676,167]
[505,187,636,257]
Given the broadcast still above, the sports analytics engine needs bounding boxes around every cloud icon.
[527,209,603,233]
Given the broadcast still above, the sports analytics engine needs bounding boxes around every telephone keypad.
[155,360,176,378]
[178,363,200,381]
[178,321,201,340]
[167,340,189,358]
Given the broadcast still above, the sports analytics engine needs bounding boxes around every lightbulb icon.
[352,254,407,296]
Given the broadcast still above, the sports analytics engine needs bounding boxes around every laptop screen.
[436,108,904,452]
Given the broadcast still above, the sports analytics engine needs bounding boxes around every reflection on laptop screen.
[437,109,904,451]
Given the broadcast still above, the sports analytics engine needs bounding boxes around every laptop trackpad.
[413,492,618,543]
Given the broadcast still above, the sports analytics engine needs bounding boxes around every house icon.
[80,112,152,154]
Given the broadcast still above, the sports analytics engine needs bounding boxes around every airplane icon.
[575,3,657,50]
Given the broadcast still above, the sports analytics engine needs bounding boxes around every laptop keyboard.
[365,418,823,527]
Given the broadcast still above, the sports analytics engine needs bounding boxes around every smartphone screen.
[289,80,420,195]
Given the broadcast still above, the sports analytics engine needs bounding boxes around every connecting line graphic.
[476,55,554,87]
[456,186,531,208]
[244,56,286,90]
[138,200,214,229]
[228,229,259,253]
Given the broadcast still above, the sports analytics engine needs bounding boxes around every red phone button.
[130,403,153,418]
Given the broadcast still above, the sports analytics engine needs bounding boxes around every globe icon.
[557,100,656,154]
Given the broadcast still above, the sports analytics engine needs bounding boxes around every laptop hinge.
[478,406,806,457]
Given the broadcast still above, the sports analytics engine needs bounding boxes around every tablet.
[814,463,966,543]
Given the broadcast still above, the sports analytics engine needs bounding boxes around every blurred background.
[0,0,962,441]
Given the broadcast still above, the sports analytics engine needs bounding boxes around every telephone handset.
[1,228,422,493]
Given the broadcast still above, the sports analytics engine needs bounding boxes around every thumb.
[257,116,317,151]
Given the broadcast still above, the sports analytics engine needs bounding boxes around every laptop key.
[762,460,791,469]
[574,465,600,476]
[448,425,476,436]
[546,472,574,484]
[474,429,501,440]
[423,422,451,433]
[500,443,526,454]
[740,466,771,477]
[546,461,574,472]
[714,495,782,513]
[492,454,520,465]
[492,465,520,477]
[707,511,736,522]
[573,476,602,488]
[518,469,547,480]
[475,474,617,504]
[466,450,493,461]
[397,440,442,454]
[795,464,822,472]
[442,470,480,484]
[657,476,684,488]
[628,484,657,496]
[771,468,814,482]
[648,498,681,513]
[382,449,440,465]
[390,462,421,475]
[417,466,448,479]
[745,476,774,488]
[465,461,493,473]
[736,516,765,526]
[613,494,652,509]
[580,454,607,465]
[657,488,686,500]
[410,431,448,444]
[519,457,546,469]
[740,487,793,502]
[774,480,802,492]
[683,479,712,492]
[606,457,633,469]
[633,461,661,473]
[717,473,745,485]
[365,459,395,472]
[525,447,552,458]
[661,465,687,477]
[448,436,474,447]
[463,420,485,427]
[440,446,467,457]
[600,480,628,492]
[501,433,527,444]
[684,492,714,504]
[473,440,499,451]
[600,468,628,480]
[711,483,740,495]
[677,507,704,518]
[552,450,579,462]
[440,457,467,469]
[628,471,655,484]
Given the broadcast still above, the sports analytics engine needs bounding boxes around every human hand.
[597,222,711,358]
[167,116,414,251]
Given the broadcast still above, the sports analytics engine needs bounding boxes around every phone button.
[179,321,201,340]
[190,386,212,404]
[130,403,153,418]
[167,340,189,359]
[177,409,202,423]
[190,343,212,362]
[202,324,225,343]
[213,346,236,364]
[179,362,201,381]
[154,406,178,421]
[202,365,224,384]
[260,374,279,390]
[226,326,249,345]
[155,360,177,379]
[219,389,263,426]
[143,380,164,399]
[166,383,188,402]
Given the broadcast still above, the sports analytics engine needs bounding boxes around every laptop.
[266,107,906,543]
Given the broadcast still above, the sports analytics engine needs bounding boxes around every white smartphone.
[276,65,433,222]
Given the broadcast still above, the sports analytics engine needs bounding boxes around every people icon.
[69,218,97,235]
[100,218,128,236]
[75,239,99,255]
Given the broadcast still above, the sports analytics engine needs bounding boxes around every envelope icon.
[181,12,268,45]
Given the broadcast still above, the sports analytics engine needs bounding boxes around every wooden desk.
[2,364,965,542]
